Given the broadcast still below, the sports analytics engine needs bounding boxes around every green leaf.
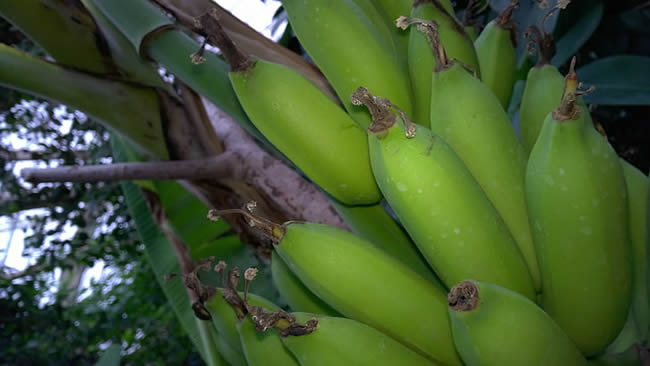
[81,0,175,93]
[620,7,650,36]
[93,0,172,54]
[0,44,168,159]
[551,1,603,67]
[112,135,217,365]
[95,344,121,366]
[577,56,650,105]
[0,0,110,73]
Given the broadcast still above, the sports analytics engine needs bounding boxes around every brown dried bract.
[448,280,480,312]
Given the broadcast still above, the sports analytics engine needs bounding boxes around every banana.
[281,0,413,128]
[214,331,248,366]
[237,316,300,366]
[448,280,588,366]
[371,0,455,58]
[464,25,478,41]
[353,87,535,301]
[207,209,461,365]
[407,20,541,291]
[474,0,518,108]
[607,159,649,353]
[205,287,280,356]
[329,200,442,286]
[396,3,478,126]
[525,64,632,355]
[519,26,565,156]
[352,0,410,66]
[271,251,341,317]
[281,313,438,366]
[200,15,380,205]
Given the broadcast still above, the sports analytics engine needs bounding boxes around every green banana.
[519,26,565,156]
[370,0,455,59]
[397,3,478,126]
[607,159,649,353]
[411,22,540,292]
[214,330,248,366]
[237,316,300,366]
[282,313,438,366]
[525,67,632,355]
[206,288,280,355]
[329,200,441,286]
[207,209,461,365]
[282,0,413,128]
[474,0,518,108]
[464,25,478,41]
[271,251,341,317]
[448,280,587,366]
[353,0,411,67]
[201,17,380,205]
[353,87,535,301]
[647,170,650,336]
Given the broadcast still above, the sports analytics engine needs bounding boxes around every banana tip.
[448,280,479,312]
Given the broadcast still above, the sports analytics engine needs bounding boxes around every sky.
[0,0,285,302]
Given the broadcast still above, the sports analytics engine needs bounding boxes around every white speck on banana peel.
[397,183,408,192]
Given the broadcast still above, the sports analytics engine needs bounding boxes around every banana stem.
[214,260,319,336]
[352,87,418,138]
[195,8,252,72]
[553,57,580,121]
[525,25,555,67]
[496,0,518,28]
[496,0,518,46]
[351,87,396,137]
[207,207,286,243]
[396,17,450,72]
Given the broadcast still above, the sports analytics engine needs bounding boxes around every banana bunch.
[191,2,650,364]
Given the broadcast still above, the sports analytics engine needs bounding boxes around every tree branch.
[20,152,243,183]
[202,98,349,230]
[0,146,90,161]
[1,262,46,280]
